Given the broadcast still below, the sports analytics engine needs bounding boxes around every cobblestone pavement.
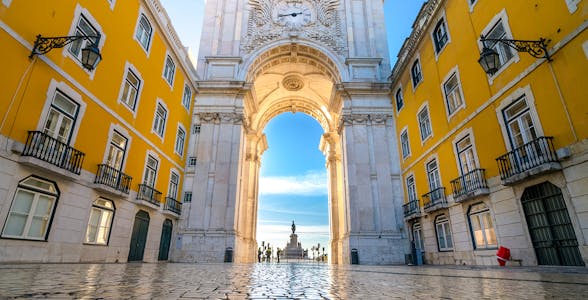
[0,262,588,299]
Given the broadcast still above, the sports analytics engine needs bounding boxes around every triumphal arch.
[174,0,407,264]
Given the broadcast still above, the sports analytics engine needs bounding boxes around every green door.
[521,182,584,266]
[158,219,173,261]
[128,210,150,262]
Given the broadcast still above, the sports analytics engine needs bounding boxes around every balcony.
[423,187,448,213]
[450,169,490,203]
[93,164,132,196]
[496,137,561,185]
[21,131,85,175]
[136,184,162,208]
[163,197,182,217]
[403,199,422,221]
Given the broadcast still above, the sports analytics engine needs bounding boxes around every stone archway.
[175,0,407,265]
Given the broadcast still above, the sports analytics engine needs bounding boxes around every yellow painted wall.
[0,0,195,199]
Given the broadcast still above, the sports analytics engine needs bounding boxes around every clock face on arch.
[275,1,313,30]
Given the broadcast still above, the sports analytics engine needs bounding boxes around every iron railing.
[164,197,182,215]
[496,136,558,180]
[423,187,447,210]
[94,164,132,194]
[403,199,421,218]
[137,184,161,206]
[22,131,85,174]
[450,169,488,199]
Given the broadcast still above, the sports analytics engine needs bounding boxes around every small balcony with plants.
[403,199,422,221]
[136,184,162,208]
[163,197,182,217]
[93,164,132,197]
[20,130,85,176]
[450,169,490,203]
[496,136,561,185]
[422,187,448,213]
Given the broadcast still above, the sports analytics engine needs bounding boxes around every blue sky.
[160,0,425,256]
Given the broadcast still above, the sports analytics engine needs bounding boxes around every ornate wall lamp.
[478,35,551,75]
[29,34,102,71]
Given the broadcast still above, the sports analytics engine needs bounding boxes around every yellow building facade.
[0,0,196,262]
[392,0,588,266]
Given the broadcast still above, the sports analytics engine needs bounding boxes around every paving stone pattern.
[0,263,587,299]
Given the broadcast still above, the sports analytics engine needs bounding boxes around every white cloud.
[259,170,328,196]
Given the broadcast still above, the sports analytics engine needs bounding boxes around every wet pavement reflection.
[0,262,587,299]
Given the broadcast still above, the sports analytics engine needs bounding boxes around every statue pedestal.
[283,233,306,259]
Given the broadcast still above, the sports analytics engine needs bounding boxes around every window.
[426,159,441,191]
[2,177,59,240]
[406,175,417,201]
[175,127,186,156]
[433,19,448,53]
[120,70,140,111]
[153,103,167,137]
[84,198,114,245]
[183,192,192,203]
[400,129,410,159]
[163,55,176,85]
[411,60,422,87]
[395,88,404,112]
[106,130,128,170]
[484,20,514,73]
[188,157,197,166]
[135,14,152,50]
[43,90,80,143]
[468,203,497,249]
[143,155,158,187]
[418,106,432,141]
[456,135,477,175]
[168,172,179,200]
[443,72,464,116]
[502,96,537,149]
[435,215,453,251]
[193,125,201,134]
[413,222,424,250]
[69,15,100,66]
[182,85,192,110]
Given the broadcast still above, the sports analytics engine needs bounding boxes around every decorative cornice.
[341,113,393,125]
[196,112,244,124]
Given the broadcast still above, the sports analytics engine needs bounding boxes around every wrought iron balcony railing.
[450,169,489,202]
[22,131,85,174]
[403,199,421,219]
[496,136,559,182]
[423,187,447,213]
[137,184,161,206]
[94,164,132,194]
[164,197,182,215]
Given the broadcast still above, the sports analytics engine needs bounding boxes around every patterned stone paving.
[0,262,587,299]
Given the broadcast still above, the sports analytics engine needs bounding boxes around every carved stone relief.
[243,0,346,56]
[196,112,244,124]
[341,113,393,126]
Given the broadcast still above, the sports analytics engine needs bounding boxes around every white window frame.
[405,173,418,202]
[188,157,197,167]
[182,83,192,111]
[495,85,544,152]
[413,222,424,251]
[2,0,12,7]
[142,151,160,188]
[1,176,59,241]
[117,62,144,115]
[168,170,180,200]
[183,192,192,203]
[411,58,423,89]
[400,126,411,159]
[435,215,454,251]
[566,0,581,13]
[152,99,168,140]
[63,5,105,77]
[417,102,433,143]
[451,128,481,176]
[102,124,131,172]
[441,66,466,119]
[426,157,442,192]
[394,86,404,113]
[478,10,519,82]
[468,202,498,250]
[430,11,450,58]
[162,53,176,87]
[468,0,479,12]
[134,11,153,54]
[84,198,115,245]
[106,0,116,10]
[175,124,186,157]
[36,80,87,145]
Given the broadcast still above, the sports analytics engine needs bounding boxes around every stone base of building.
[344,232,409,265]
[172,230,241,263]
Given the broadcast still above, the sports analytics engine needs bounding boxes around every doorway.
[158,219,173,261]
[128,210,150,262]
